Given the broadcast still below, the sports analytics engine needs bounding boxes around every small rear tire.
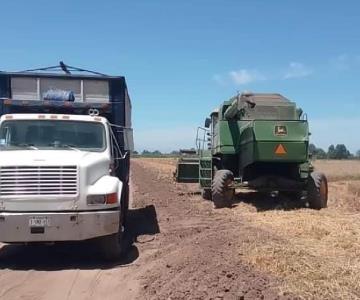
[212,170,235,208]
[307,172,328,210]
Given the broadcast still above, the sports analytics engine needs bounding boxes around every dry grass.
[133,157,176,179]
[135,158,360,182]
[313,160,360,181]
[135,158,360,299]
[239,209,360,299]
[235,180,360,299]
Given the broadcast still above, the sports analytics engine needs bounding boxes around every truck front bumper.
[0,210,120,243]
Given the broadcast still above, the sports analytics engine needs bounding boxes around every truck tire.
[99,195,126,260]
[212,170,235,208]
[201,188,212,200]
[307,172,328,210]
[121,183,129,225]
[98,229,124,261]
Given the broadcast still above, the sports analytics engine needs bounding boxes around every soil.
[0,158,358,299]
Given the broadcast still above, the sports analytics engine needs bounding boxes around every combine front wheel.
[307,172,328,209]
[212,170,235,208]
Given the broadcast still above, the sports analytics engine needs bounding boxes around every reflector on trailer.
[275,144,287,155]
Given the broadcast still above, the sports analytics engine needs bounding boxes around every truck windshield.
[0,120,106,152]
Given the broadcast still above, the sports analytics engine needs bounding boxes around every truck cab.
[0,64,133,259]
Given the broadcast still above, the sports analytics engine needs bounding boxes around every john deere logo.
[275,125,287,136]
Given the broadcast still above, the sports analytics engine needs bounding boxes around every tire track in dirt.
[131,159,295,300]
[0,160,296,300]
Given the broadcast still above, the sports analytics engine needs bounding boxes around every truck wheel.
[98,228,124,261]
[201,188,212,200]
[99,204,125,261]
[212,170,235,208]
[121,183,129,225]
[307,172,328,210]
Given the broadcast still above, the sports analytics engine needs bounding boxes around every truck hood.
[0,150,105,166]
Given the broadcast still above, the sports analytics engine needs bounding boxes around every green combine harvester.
[176,92,328,209]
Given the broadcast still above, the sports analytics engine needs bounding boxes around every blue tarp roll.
[43,89,75,101]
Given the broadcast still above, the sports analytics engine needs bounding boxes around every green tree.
[334,144,350,159]
[356,150,360,159]
[309,143,316,154]
[141,150,151,156]
[152,150,162,156]
[309,143,326,159]
[315,148,327,159]
[327,144,336,159]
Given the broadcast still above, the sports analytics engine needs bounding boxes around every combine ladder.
[196,127,213,190]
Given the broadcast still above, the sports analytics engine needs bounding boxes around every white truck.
[0,63,133,259]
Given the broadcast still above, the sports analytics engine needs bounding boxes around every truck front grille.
[0,166,78,196]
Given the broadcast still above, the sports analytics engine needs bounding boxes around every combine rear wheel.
[307,172,328,209]
[212,170,235,208]
[201,188,212,200]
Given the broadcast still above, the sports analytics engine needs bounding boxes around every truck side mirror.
[204,118,211,128]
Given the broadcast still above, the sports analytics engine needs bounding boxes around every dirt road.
[0,159,359,299]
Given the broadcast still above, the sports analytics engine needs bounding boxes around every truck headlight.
[87,193,118,205]
[87,195,106,205]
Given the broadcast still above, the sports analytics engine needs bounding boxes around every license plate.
[29,217,50,227]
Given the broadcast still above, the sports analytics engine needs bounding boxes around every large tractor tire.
[212,170,235,208]
[201,188,212,200]
[307,172,328,210]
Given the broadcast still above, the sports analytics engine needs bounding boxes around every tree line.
[134,145,360,159]
[310,144,360,159]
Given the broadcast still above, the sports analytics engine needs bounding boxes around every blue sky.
[0,0,359,153]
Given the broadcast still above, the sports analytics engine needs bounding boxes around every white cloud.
[212,74,226,86]
[331,53,360,71]
[333,53,350,70]
[284,62,312,79]
[229,69,266,85]
[214,63,314,86]
[213,69,266,86]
